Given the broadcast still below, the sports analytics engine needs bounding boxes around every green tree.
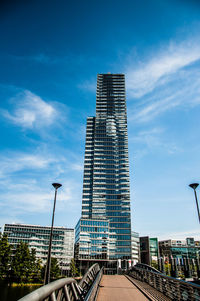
[0,234,11,279]
[70,258,78,277]
[50,257,61,280]
[29,248,42,282]
[11,242,32,283]
[151,260,158,270]
[41,257,61,281]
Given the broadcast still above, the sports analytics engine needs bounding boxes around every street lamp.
[87,241,91,259]
[189,183,200,224]
[44,183,62,285]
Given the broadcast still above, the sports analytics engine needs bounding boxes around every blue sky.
[1,0,200,240]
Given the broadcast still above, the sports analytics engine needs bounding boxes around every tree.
[41,257,61,281]
[29,248,42,282]
[70,258,78,277]
[11,242,32,283]
[50,257,61,280]
[0,234,11,279]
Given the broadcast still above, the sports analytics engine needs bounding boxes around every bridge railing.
[134,263,161,273]
[128,265,200,301]
[18,263,102,301]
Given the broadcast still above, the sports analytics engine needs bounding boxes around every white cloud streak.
[0,149,82,226]
[126,40,200,98]
[1,90,57,129]
[0,152,55,179]
[128,66,200,123]
[0,178,81,219]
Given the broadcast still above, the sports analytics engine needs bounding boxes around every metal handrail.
[79,263,100,289]
[135,263,161,273]
[17,278,81,301]
[128,265,200,301]
[18,263,101,301]
[84,267,104,301]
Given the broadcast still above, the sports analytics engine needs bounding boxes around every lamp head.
[52,183,62,190]
[189,183,199,190]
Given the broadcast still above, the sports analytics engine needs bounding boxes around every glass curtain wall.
[81,74,131,259]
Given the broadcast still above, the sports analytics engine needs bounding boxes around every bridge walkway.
[97,275,149,301]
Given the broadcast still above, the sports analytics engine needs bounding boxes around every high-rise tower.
[75,74,131,270]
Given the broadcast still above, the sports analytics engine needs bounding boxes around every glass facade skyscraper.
[75,74,131,263]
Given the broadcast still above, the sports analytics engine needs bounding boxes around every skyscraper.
[75,74,131,271]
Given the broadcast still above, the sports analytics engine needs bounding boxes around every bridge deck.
[97,275,149,301]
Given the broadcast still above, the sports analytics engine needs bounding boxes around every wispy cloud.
[71,163,84,171]
[77,79,96,93]
[0,151,56,179]
[129,126,182,156]
[1,90,61,129]
[0,148,82,227]
[128,65,200,123]
[0,177,81,222]
[126,39,200,98]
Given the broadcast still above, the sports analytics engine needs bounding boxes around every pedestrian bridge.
[18,263,200,301]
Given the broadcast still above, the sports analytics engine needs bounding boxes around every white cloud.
[2,90,57,129]
[130,93,179,122]
[0,152,55,179]
[0,178,81,225]
[128,66,200,123]
[126,40,200,98]
[0,147,83,222]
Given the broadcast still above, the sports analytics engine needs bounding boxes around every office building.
[75,74,132,271]
[159,238,200,260]
[4,223,74,275]
[140,236,159,266]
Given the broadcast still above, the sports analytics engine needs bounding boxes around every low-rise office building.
[4,223,74,275]
[159,237,200,261]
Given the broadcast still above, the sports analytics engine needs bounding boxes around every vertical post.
[44,183,62,285]
[189,183,200,223]
[194,189,200,223]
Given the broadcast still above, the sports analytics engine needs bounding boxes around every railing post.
[71,282,79,300]
[63,285,71,301]
[153,273,157,289]
[196,258,200,279]
[50,292,56,301]
[189,286,194,301]
[174,280,181,301]
[158,275,163,293]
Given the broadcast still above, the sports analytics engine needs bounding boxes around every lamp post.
[87,241,90,259]
[44,183,62,285]
[189,183,200,224]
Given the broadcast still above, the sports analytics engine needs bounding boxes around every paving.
[97,275,149,301]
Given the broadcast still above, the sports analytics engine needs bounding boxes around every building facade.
[140,236,159,267]
[75,74,132,268]
[4,223,74,275]
[131,231,140,265]
[159,238,200,261]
